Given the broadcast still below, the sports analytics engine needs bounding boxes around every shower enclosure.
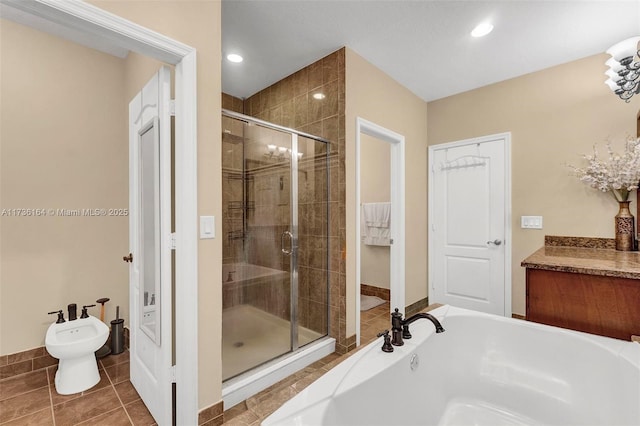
[221,110,330,381]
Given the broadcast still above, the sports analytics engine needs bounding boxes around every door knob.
[123,253,133,263]
[486,239,502,246]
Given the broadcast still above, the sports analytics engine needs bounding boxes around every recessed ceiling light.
[312,93,325,100]
[227,53,243,63]
[471,22,493,38]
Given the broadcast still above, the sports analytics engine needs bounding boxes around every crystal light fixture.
[604,36,640,102]
[264,144,302,160]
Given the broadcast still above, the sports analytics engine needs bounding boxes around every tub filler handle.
[376,330,394,353]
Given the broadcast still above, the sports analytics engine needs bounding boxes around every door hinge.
[169,100,176,117]
[170,233,177,250]
[170,365,176,383]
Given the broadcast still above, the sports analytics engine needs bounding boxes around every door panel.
[431,136,507,315]
[129,66,172,424]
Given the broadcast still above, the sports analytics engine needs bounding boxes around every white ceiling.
[222,0,640,102]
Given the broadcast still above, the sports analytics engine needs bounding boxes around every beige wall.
[345,48,429,336]
[0,20,128,354]
[90,0,223,410]
[427,53,640,315]
[360,134,391,289]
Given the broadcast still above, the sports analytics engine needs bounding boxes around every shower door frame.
[222,109,331,367]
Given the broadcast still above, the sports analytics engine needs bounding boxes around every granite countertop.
[521,236,640,280]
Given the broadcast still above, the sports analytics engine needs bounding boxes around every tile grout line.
[101,358,135,426]
[47,367,57,426]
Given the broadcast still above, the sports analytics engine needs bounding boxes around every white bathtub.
[263,305,640,426]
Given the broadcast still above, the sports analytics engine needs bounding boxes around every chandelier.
[605,36,640,102]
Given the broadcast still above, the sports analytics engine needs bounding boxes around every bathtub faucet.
[391,308,444,346]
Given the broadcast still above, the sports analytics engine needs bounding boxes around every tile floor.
[0,350,156,426]
[221,301,394,425]
[1,302,396,426]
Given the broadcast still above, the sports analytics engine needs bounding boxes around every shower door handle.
[281,231,293,255]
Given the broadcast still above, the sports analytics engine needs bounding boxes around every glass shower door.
[222,119,294,380]
[221,111,329,382]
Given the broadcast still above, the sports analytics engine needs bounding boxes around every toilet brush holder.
[110,306,124,355]
[110,318,124,354]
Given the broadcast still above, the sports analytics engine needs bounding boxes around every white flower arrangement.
[569,137,640,202]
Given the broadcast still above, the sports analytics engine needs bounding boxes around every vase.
[615,201,635,251]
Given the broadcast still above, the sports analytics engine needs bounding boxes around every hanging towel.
[361,202,391,246]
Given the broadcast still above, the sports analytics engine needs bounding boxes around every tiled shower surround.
[221,48,351,353]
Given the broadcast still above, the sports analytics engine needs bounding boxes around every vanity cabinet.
[525,268,640,340]
[522,237,640,341]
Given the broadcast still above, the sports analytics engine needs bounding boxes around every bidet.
[45,315,109,394]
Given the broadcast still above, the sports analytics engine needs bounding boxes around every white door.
[429,134,510,316]
[128,66,173,424]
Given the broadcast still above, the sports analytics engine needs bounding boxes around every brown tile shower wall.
[222,92,244,114]
[242,48,348,353]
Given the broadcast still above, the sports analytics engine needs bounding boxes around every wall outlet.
[521,216,543,229]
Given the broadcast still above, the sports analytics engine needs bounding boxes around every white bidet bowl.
[45,315,109,394]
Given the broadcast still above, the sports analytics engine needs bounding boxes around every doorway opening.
[355,118,405,346]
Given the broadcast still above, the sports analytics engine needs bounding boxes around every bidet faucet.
[68,303,77,321]
[390,308,444,346]
[80,304,96,319]
[48,310,65,323]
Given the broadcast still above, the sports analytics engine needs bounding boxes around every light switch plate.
[200,216,215,239]
[521,215,543,229]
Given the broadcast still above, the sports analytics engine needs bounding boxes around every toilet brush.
[95,297,112,358]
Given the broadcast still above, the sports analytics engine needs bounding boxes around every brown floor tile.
[114,381,141,405]
[99,351,129,368]
[223,402,248,422]
[201,417,223,426]
[1,407,53,425]
[223,408,259,426]
[52,386,120,425]
[0,386,51,423]
[291,370,325,393]
[76,407,132,426]
[124,399,155,426]
[0,370,48,401]
[315,353,341,366]
[249,386,297,420]
[49,367,111,406]
[105,361,130,385]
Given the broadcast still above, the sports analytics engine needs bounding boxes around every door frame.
[427,133,512,317]
[355,117,405,346]
[1,1,199,423]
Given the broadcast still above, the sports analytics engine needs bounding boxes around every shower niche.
[221,110,330,381]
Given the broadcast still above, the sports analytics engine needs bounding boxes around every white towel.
[361,202,391,246]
